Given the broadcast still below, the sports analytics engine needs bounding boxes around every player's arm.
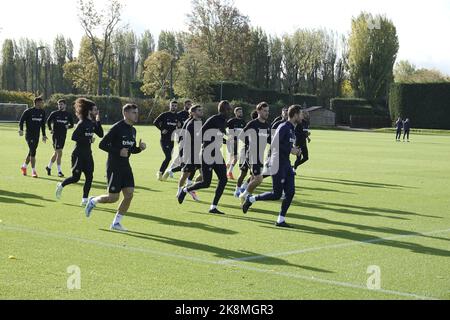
[18,109,28,135]
[47,112,54,133]
[94,120,104,138]
[41,111,47,140]
[98,126,121,155]
[153,113,164,131]
[67,113,74,129]
[71,123,84,142]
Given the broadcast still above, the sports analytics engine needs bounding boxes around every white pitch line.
[218,228,450,264]
[0,224,440,300]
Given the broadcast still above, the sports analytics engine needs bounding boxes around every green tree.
[187,0,251,80]
[141,50,175,98]
[53,35,68,93]
[348,12,399,100]
[77,0,123,95]
[1,39,17,90]
[174,48,215,100]
[64,37,106,94]
[137,30,155,79]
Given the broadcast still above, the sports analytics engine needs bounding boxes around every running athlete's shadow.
[99,229,334,273]
[292,199,442,220]
[299,176,417,190]
[65,204,237,235]
[0,190,54,206]
[38,177,160,192]
[259,223,450,258]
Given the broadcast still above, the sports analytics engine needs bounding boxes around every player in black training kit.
[85,104,147,232]
[154,100,179,181]
[176,104,204,201]
[226,107,246,180]
[238,102,271,206]
[395,117,403,141]
[178,101,232,215]
[294,110,311,171]
[45,99,74,177]
[234,110,258,197]
[55,98,103,206]
[167,99,193,177]
[271,106,288,131]
[19,97,47,178]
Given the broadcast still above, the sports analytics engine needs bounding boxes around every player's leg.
[56,155,82,199]
[110,187,134,232]
[242,173,283,214]
[28,139,39,177]
[159,141,174,180]
[85,168,121,217]
[21,148,31,176]
[209,163,228,214]
[235,165,248,197]
[46,136,58,175]
[80,156,94,205]
[239,164,263,204]
[178,163,212,204]
[297,144,309,168]
[277,173,295,227]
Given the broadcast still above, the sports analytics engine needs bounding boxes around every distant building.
[305,106,336,127]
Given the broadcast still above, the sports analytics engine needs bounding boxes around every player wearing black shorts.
[167,99,193,177]
[395,117,402,141]
[403,118,411,142]
[19,97,47,178]
[154,100,179,181]
[55,98,103,205]
[234,110,258,197]
[85,104,147,232]
[238,102,271,206]
[294,110,311,171]
[45,99,74,177]
[178,101,232,215]
[176,105,204,201]
[226,107,246,180]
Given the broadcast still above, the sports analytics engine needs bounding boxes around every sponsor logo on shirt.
[122,140,135,147]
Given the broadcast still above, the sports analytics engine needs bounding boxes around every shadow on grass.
[64,203,238,235]
[39,177,160,193]
[0,189,54,207]
[98,228,334,273]
[300,176,416,190]
[260,223,450,258]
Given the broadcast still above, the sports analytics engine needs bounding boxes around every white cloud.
[0,0,449,74]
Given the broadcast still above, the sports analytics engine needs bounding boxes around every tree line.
[0,0,403,107]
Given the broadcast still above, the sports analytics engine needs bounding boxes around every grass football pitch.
[1,123,449,300]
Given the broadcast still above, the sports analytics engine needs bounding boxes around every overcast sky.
[1,0,449,74]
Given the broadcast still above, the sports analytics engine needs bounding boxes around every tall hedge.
[0,90,34,106]
[209,82,317,107]
[389,83,450,129]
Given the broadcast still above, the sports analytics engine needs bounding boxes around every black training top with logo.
[47,110,74,136]
[242,118,271,165]
[19,107,46,138]
[153,111,179,141]
[71,120,104,157]
[99,119,142,169]
[177,110,190,127]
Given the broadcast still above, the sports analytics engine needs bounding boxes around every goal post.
[0,103,29,122]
